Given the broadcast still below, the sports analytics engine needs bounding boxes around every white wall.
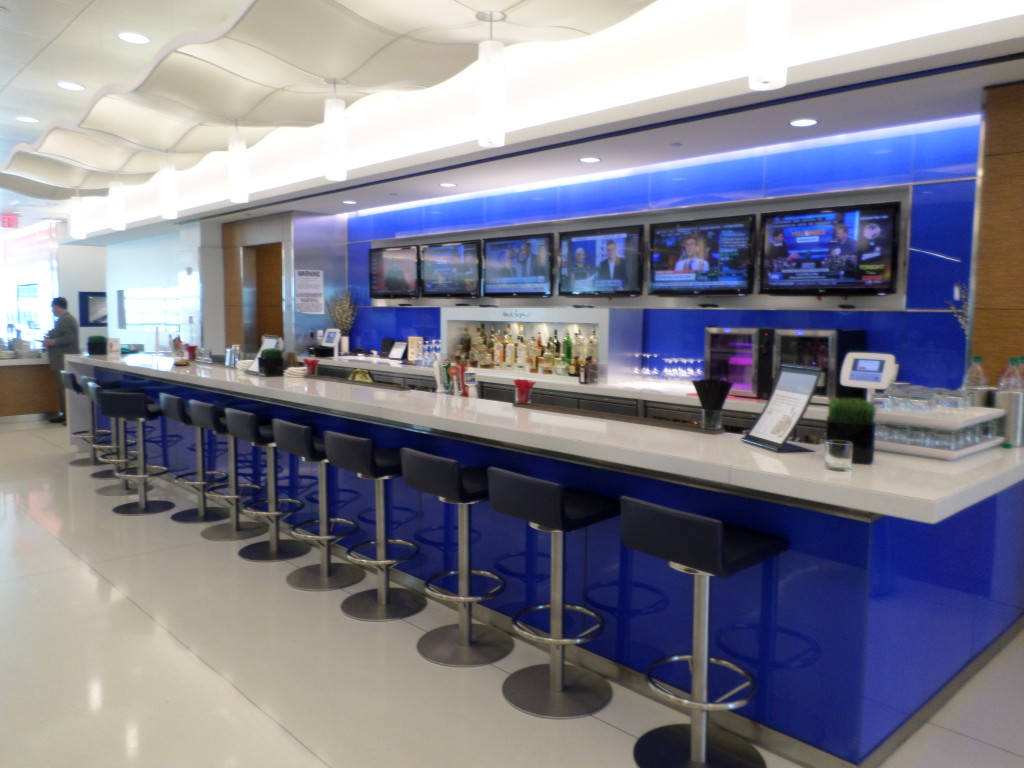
[57,244,107,349]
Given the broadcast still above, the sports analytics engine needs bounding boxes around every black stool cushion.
[159,393,192,426]
[60,370,82,394]
[324,432,400,479]
[188,400,228,435]
[487,467,617,532]
[620,497,787,579]
[273,419,324,461]
[97,390,159,421]
[224,408,273,446]
[400,447,487,503]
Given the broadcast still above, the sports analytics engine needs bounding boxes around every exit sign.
[1,213,19,228]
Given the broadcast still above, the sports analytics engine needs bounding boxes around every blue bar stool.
[86,380,141,496]
[60,370,111,467]
[159,393,229,524]
[401,447,511,666]
[620,497,788,768]
[225,409,311,562]
[188,400,267,542]
[96,389,174,516]
[272,419,364,591]
[324,431,424,621]
[487,467,618,718]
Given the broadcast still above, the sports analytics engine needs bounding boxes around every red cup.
[304,358,320,375]
[186,344,197,360]
[514,379,535,404]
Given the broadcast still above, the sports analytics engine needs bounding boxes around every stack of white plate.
[236,359,253,371]
[0,350,16,359]
[284,367,306,377]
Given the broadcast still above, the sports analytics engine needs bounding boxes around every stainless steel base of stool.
[201,520,267,541]
[112,499,175,516]
[170,507,230,524]
[633,724,765,768]
[69,454,101,467]
[91,468,118,480]
[238,539,311,562]
[503,663,611,718]
[286,561,364,591]
[342,586,425,621]
[417,624,513,667]
[96,481,149,496]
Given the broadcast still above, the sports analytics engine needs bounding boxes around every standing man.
[43,297,79,424]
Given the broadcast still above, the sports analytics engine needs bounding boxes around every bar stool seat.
[188,401,267,542]
[401,447,511,666]
[488,467,618,718]
[96,390,174,516]
[226,409,310,562]
[159,393,229,524]
[325,432,424,621]
[273,419,363,591]
[620,497,788,768]
[60,370,111,467]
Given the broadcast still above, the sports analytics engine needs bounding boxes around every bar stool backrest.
[620,496,787,578]
[324,431,400,479]
[487,466,623,533]
[159,393,191,426]
[273,419,323,462]
[224,408,273,446]
[400,447,487,503]
[60,370,82,394]
[188,400,227,434]
[97,390,150,421]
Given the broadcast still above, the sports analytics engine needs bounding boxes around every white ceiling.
[1,0,1023,234]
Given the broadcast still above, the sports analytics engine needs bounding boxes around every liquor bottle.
[550,329,560,356]
[516,332,528,367]
[504,327,515,368]
[562,329,572,365]
[587,328,599,363]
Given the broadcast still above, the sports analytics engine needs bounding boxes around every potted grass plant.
[87,334,107,355]
[258,347,285,377]
[827,397,875,464]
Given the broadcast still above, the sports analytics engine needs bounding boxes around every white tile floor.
[2,420,1023,768]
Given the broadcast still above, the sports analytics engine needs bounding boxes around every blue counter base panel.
[107,372,1024,765]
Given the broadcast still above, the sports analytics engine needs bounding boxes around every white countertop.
[0,355,49,367]
[319,356,828,419]
[67,353,1024,525]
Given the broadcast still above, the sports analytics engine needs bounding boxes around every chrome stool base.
[69,454,101,467]
[201,520,267,541]
[503,663,611,719]
[633,724,765,768]
[170,507,229,524]
[238,539,311,562]
[96,482,147,497]
[113,499,175,516]
[342,587,425,621]
[417,624,512,667]
[286,562,364,591]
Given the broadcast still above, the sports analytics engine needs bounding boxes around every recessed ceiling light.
[118,31,151,45]
[15,115,39,123]
[789,118,818,128]
[57,81,86,91]
[669,142,683,148]
[579,156,602,164]
[439,182,457,188]
[342,200,357,205]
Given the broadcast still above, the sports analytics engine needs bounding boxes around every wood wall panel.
[969,81,1024,365]
[982,81,1024,157]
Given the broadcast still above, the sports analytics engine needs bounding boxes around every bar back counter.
[66,354,1024,768]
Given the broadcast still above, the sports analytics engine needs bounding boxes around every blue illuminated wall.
[345,119,979,388]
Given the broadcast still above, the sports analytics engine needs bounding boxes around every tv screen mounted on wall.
[648,215,755,295]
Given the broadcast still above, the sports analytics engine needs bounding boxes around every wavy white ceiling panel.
[37,130,138,173]
[82,97,203,151]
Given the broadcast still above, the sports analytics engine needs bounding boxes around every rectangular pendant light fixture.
[68,197,86,240]
[107,181,126,231]
[748,0,788,91]
[228,134,249,204]
[159,160,178,220]
[324,97,348,181]
[476,39,506,148]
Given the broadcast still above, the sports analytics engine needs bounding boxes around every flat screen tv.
[559,226,642,296]
[369,246,419,299]
[648,215,754,295]
[482,234,553,297]
[759,203,899,295]
[420,241,481,298]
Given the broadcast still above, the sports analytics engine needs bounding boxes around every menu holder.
[741,364,821,453]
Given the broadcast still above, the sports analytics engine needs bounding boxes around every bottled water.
[963,355,987,388]
[998,357,1023,391]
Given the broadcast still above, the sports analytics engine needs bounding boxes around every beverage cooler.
[705,328,866,401]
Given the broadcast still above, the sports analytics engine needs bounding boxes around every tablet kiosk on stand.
[839,352,898,404]
[742,365,822,452]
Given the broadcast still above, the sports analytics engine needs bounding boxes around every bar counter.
[65,354,1024,768]
[0,355,59,418]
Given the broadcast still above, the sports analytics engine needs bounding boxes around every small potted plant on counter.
[87,335,107,355]
[258,347,285,377]
[827,397,875,464]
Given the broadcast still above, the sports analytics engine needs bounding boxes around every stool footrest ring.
[290,516,358,544]
[512,603,604,647]
[114,464,170,482]
[242,497,303,519]
[424,568,505,604]
[207,482,261,503]
[347,538,418,568]
[646,654,756,712]
[172,470,229,487]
